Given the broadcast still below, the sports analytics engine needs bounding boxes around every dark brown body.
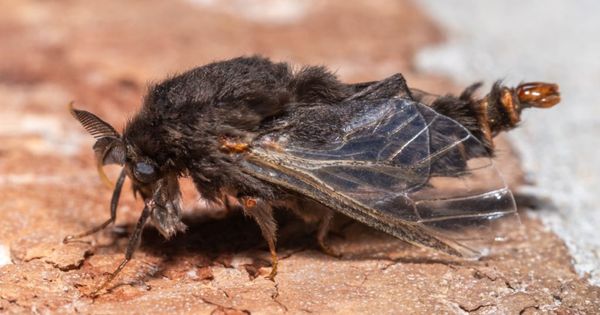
[67,56,559,295]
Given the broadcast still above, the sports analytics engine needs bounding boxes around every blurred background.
[0,0,598,313]
[416,0,600,286]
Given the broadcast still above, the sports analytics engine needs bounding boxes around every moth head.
[69,102,126,188]
[131,160,158,184]
[120,158,160,200]
[70,103,185,239]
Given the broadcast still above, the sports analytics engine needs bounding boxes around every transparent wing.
[409,88,440,106]
[244,98,517,256]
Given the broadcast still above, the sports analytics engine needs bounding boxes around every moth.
[65,56,560,294]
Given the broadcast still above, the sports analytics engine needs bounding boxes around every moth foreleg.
[91,205,150,297]
[64,169,127,243]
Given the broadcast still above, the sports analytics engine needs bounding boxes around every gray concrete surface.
[416,0,600,285]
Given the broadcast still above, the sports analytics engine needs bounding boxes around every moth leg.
[64,169,127,243]
[241,197,278,280]
[91,205,150,297]
[282,199,340,257]
[223,194,243,212]
[316,209,341,258]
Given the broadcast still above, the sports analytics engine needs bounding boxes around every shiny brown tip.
[516,82,561,108]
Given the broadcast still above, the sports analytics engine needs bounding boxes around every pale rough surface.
[0,0,598,314]
[416,0,600,286]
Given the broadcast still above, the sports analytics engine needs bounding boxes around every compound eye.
[133,162,157,183]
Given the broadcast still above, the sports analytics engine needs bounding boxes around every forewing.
[244,98,517,257]
[409,88,440,106]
